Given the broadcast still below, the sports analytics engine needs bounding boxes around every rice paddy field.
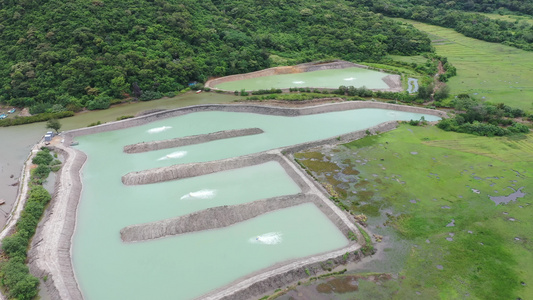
[287,124,532,299]
[393,19,533,112]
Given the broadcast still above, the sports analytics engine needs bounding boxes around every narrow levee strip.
[63,101,446,146]
[121,152,309,189]
[120,194,311,243]
[28,145,85,300]
[123,128,264,154]
[201,243,362,300]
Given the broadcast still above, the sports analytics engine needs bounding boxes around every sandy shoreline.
[21,101,445,300]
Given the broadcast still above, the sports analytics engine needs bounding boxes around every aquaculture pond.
[72,108,441,299]
[213,67,392,91]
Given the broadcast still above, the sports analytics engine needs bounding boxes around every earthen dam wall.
[123,128,264,154]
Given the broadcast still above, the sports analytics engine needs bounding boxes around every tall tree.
[46,119,61,133]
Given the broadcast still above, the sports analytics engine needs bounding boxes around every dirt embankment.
[123,128,264,154]
[27,145,86,300]
[120,194,311,242]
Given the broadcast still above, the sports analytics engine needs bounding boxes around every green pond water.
[73,109,441,299]
[0,92,236,228]
[213,67,392,91]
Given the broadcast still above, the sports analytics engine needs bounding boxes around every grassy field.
[292,124,532,299]
[479,13,533,26]
[395,19,533,112]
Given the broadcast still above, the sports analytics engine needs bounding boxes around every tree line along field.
[362,0,533,52]
[290,124,532,300]
[394,18,533,112]
[479,13,533,26]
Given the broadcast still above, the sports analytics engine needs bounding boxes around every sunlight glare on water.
[147,126,172,134]
[249,232,283,245]
[180,189,217,200]
[157,150,187,161]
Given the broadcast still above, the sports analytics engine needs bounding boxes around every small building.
[44,134,52,143]
[46,131,55,137]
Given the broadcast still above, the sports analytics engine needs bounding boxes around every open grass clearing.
[395,19,533,112]
[424,133,533,163]
[387,55,429,66]
[293,124,532,299]
[479,13,533,26]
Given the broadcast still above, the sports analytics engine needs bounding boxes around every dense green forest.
[0,0,431,112]
[356,0,533,51]
[379,0,533,16]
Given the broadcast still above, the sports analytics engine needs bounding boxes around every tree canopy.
[355,0,533,51]
[45,119,61,133]
[0,0,431,112]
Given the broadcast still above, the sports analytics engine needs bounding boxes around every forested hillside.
[0,0,430,112]
[356,0,533,50]
[384,0,533,16]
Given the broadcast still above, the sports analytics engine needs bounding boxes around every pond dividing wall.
[28,101,445,300]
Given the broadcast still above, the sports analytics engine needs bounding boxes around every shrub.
[32,165,51,180]
[2,258,29,290]
[27,186,51,204]
[88,121,102,127]
[0,111,74,127]
[116,115,134,121]
[1,234,27,259]
[10,274,39,300]
[251,88,283,95]
[32,150,53,165]
[86,96,111,110]
[508,122,530,133]
[140,90,163,101]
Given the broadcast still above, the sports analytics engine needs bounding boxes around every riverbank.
[25,101,445,300]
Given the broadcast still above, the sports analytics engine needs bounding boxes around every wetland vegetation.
[291,124,531,299]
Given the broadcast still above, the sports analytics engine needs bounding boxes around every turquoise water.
[213,67,391,91]
[73,108,440,299]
